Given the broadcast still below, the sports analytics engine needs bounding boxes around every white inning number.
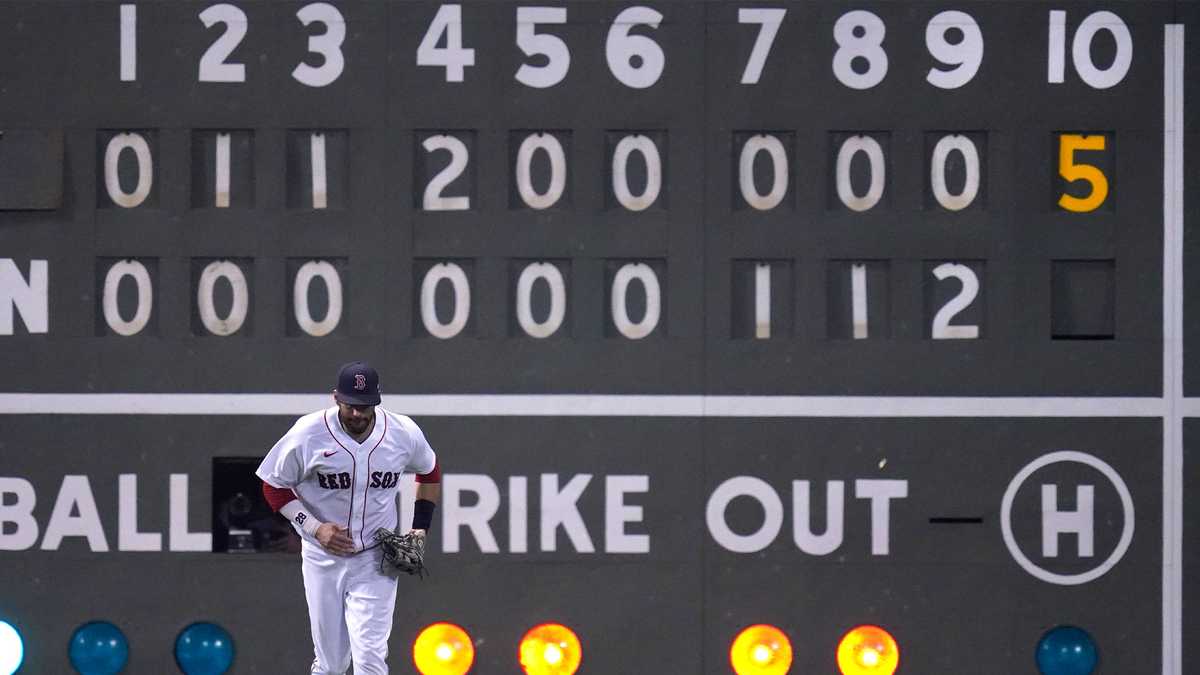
[198,4,247,82]
[931,263,979,339]
[738,8,785,84]
[292,3,345,87]
[417,4,476,82]
[1047,10,1132,89]
[832,10,887,89]
[422,135,471,211]
[925,10,983,89]
[606,6,665,89]
[515,7,569,88]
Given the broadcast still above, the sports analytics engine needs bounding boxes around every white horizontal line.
[1181,398,1200,418]
[0,393,1171,417]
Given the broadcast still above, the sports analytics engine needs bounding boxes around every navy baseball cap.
[334,361,381,406]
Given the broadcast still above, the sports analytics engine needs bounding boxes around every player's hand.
[315,523,356,556]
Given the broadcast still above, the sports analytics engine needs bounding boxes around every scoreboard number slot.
[929,263,981,340]
[1057,133,1111,212]
[420,133,473,211]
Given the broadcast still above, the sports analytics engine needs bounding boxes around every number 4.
[417,4,476,82]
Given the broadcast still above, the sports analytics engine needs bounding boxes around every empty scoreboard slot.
[0,129,63,210]
[1051,259,1116,340]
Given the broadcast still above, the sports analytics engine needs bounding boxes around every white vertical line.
[1163,24,1184,675]
[754,263,771,339]
[310,133,328,209]
[851,263,868,339]
[1047,10,1066,83]
[120,5,136,82]
[214,133,231,208]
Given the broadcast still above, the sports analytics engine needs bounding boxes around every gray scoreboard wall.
[0,1,1194,674]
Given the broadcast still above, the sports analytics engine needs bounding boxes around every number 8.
[832,10,887,90]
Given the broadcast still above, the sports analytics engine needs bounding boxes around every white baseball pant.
[302,544,399,675]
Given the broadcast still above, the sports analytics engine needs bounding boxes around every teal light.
[175,622,235,675]
[0,620,23,675]
[69,621,129,675]
[1036,625,1098,675]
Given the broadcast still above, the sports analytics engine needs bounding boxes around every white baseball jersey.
[256,406,437,554]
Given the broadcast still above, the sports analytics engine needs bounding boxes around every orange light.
[729,624,793,675]
[836,625,899,675]
[519,623,582,675]
[413,622,474,675]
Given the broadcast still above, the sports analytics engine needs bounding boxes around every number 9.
[925,10,983,89]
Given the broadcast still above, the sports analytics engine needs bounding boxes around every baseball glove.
[374,529,427,579]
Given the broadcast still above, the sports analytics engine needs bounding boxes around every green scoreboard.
[0,2,1194,673]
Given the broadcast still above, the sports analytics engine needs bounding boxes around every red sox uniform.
[257,363,439,675]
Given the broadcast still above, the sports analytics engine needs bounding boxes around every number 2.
[198,4,247,82]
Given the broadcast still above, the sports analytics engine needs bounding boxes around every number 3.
[292,3,345,87]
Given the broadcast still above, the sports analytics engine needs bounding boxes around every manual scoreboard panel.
[0,2,1194,673]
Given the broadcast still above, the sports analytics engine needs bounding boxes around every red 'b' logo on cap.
[354,374,367,391]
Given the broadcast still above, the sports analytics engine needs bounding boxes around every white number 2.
[292,2,345,87]
[417,4,476,82]
[198,4,247,82]
[931,263,979,339]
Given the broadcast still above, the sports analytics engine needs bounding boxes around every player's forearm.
[412,482,440,532]
[415,482,440,505]
[262,481,323,537]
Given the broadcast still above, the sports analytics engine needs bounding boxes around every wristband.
[279,500,323,537]
[412,498,436,531]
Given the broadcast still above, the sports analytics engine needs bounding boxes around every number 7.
[738,8,786,84]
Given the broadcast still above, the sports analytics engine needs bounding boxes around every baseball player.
[257,361,441,674]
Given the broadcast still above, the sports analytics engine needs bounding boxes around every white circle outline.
[1000,450,1134,586]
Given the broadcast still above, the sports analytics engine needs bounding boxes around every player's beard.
[340,411,373,436]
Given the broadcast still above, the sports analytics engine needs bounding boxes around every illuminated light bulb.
[0,621,24,675]
[1036,626,1098,675]
[837,625,899,675]
[413,623,474,675]
[729,624,793,675]
[519,624,582,675]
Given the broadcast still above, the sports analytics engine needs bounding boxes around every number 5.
[515,7,569,88]
[1058,134,1107,212]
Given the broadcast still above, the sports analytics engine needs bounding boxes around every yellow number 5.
[1058,134,1108,212]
